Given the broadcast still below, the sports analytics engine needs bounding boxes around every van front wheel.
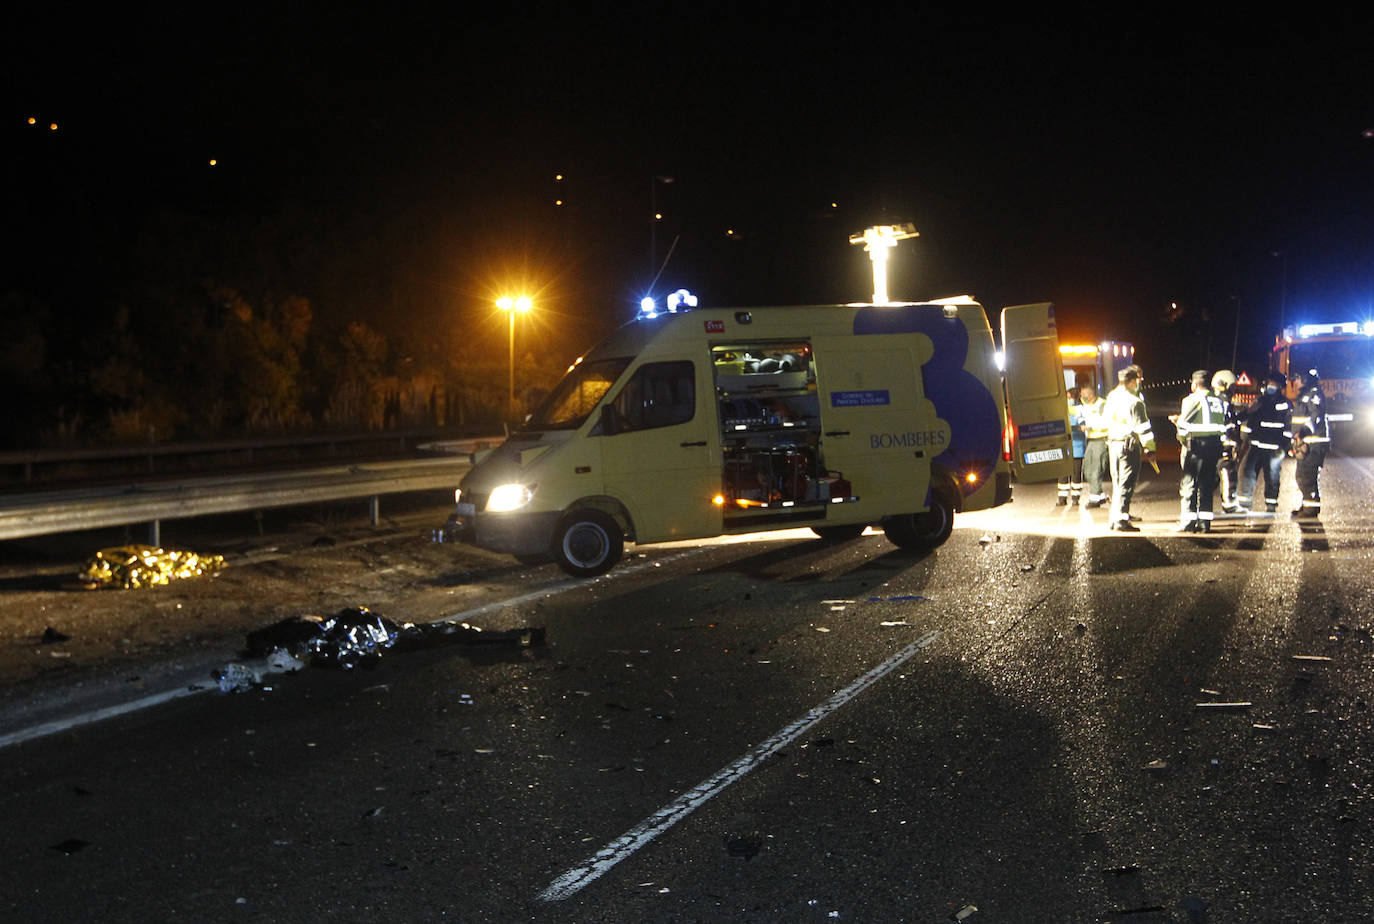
[882,494,955,550]
[552,510,624,577]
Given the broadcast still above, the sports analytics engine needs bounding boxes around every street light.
[496,296,532,419]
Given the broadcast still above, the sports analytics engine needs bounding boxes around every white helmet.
[1211,369,1237,390]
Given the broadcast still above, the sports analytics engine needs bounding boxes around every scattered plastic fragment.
[1180,894,1209,922]
[1291,655,1333,662]
[79,544,226,589]
[1194,702,1252,710]
[951,905,979,921]
[1252,723,1276,731]
[1019,564,1034,572]
[866,594,927,602]
[880,621,911,627]
[815,626,831,633]
[1199,688,1221,696]
[1143,759,1170,772]
[724,834,761,860]
[50,838,89,855]
[40,626,70,644]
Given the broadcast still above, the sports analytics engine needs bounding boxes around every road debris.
[1143,759,1170,772]
[950,904,979,921]
[39,626,70,644]
[724,834,762,860]
[79,544,226,589]
[239,607,547,674]
[1194,702,1252,710]
[1290,654,1333,662]
[49,838,89,855]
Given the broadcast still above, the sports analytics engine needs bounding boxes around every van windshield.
[522,357,632,431]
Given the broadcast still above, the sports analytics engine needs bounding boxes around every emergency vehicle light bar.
[1287,321,1374,339]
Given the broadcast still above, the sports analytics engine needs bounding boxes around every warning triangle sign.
[1236,371,1253,386]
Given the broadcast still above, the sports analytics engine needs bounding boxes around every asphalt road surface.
[2,454,1372,922]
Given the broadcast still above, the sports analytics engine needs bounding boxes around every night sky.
[9,5,1374,380]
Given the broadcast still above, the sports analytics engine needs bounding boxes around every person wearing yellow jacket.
[1076,380,1110,508]
[1104,365,1156,531]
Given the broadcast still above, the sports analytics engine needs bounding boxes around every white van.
[448,298,1070,576]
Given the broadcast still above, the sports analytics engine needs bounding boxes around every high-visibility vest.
[1176,390,1228,440]
[1105,385,1156,451]
[1078,397,1109,440]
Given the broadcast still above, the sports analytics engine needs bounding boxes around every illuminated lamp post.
[495,296,532,419]
[848,223,919,305]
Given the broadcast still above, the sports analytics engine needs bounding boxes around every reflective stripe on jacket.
[1079,397,1109,440]
[1177,391,1228,440]
[1105,385,1156,450]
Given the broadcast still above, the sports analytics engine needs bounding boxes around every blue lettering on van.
[832,389,890,407]
[871,430,946,449]
[851,305,1000,485]
[1017,419,1067,440]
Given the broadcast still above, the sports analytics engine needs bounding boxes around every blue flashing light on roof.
[638,297,658,319]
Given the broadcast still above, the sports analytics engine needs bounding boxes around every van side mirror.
[600,403,621,436]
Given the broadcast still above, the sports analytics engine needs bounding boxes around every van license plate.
[456,502,476,515]
[1023,448,1064,464]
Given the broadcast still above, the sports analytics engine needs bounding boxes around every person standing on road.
[1211,370,1243,513]
[1058,378,1089,506]
[1288,366,1330,518]
[1078,380,1111,508]
[1236,371,1291,514]
[1174,369,1229,532]
[1105,365,1156,531]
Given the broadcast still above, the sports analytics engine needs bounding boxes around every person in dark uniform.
[1288,367,1330,518]
[1236,371,1291,514]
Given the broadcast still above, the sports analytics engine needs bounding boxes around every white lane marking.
[0,549,708,752]
[538,629,942,902]
[0,684,216,750]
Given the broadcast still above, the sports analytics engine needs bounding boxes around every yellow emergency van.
[449,298,1070,576]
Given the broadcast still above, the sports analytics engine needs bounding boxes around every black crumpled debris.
[245,607,545,670]
[245,607,400,670]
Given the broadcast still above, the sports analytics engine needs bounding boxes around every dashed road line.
[538,629,942,902]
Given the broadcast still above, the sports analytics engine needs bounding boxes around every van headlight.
[486,483,535,512]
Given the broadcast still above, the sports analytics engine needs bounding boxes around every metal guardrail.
[0,428,489,483]
[0,455,481,545]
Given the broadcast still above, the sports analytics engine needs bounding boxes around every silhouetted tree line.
[2,202,581,450]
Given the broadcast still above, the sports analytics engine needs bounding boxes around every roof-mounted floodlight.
[666,288,698,312]
[848,222,919,306]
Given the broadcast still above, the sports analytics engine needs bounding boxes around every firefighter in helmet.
[1288,366,1330,517]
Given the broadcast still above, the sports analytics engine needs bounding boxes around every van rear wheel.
[883,493,955,550]
[552,509,624,577]
[811,524,867,542]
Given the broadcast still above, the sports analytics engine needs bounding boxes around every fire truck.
[1272,321,1374,445]
[1058,341,1136,394]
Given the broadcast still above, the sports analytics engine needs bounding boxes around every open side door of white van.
[1001,302,1074,484]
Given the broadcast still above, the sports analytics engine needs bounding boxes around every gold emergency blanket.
[80,544,227,589]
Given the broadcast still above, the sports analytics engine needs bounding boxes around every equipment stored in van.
[445,297,1070,576]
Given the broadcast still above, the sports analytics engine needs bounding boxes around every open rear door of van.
[1001,303,1074,483]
